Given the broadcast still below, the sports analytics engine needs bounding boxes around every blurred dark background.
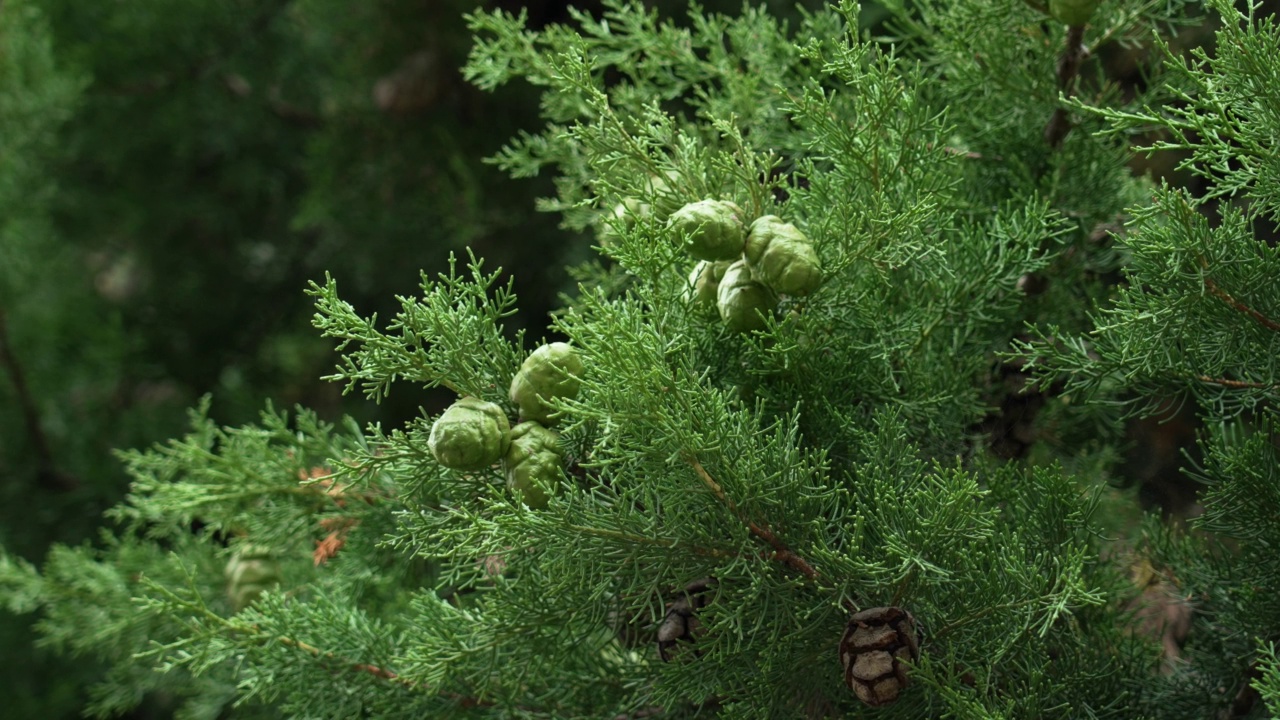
[0,0,1236,716]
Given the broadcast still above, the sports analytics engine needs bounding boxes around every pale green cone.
[684,260,733,316]
[503,421,563,509]
[510,342,584,425]
[744,215,823,296]
[225,546,282,612]
[670,199,746,261]
[717,259,778,332]
[429,396,511,471]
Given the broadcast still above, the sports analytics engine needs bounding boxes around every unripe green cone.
[684,260,732,316]
[744,216,823,296]
[503,421,563,509]
[224,546,281,612]
[1049,0,1099,25]
[510,342,584,425]
[717,259,777,332]
[669,200,746,261]
[598,197,650,248]
[599,173,684,247]
[647,171,686,220]
[429,396,511,471]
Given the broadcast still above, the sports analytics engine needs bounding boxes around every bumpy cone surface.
[717,259,777,332]
[669,200,746,261]
[503,421,563,509]
[225,546,282,612]
[599,171,685,247]
[429,396,511,471]
[744,215,823,296]
[510,342,584,425]
[685,259,733,316]
[647,171,686,220]
[839,606,920,707]
[657,578,717,662]
[598,197,648,248]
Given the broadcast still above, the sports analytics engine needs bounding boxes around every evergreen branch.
[140,562,534,712]
[272,634,404,683]
[253,617,514,712]
[1083,0,1176,56]
[929,597,1054,640]
[567,524,737,561]
[307,254,523,402]
[1195,375,1279,390]
[1202,273,1280,334]
[142,572,419,690]
[611,707,666,720]
[685,455,820,582]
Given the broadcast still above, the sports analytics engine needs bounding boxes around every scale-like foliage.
[1018,1,1280,716]
[3,0,1277,718]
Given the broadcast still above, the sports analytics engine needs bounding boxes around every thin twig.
[930,143,1002,161]
[569,524,738,560]
[1202,276,1280,333]
[685,455,821,582]
[272,630,518,710]
[275,635,404,681]
[929,598,1043,640]
[1195,375,1277,390]
[1044,25,1087,149]
[0,308,77,490]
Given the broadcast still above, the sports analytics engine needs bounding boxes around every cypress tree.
[3,1,1278,717]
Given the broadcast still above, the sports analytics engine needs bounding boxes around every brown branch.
[274,634,406,682]
[276,633,497,708]
[1044,25,1087,149]
[1203,276,1280,333]
[685,455,820,582]
[0,308,77,490]
[1195,375,1277,390]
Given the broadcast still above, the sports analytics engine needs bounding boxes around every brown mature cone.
[839,606,920,707]
[656,577,717,662]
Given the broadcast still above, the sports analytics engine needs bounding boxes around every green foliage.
[308,254,526,404]
[0,4,183,715]
[1086,0,1280,218]
[2,401,417,718]
[1258,642,1280,717]
[1017,0,1280,715]
[3,0,1279,718]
